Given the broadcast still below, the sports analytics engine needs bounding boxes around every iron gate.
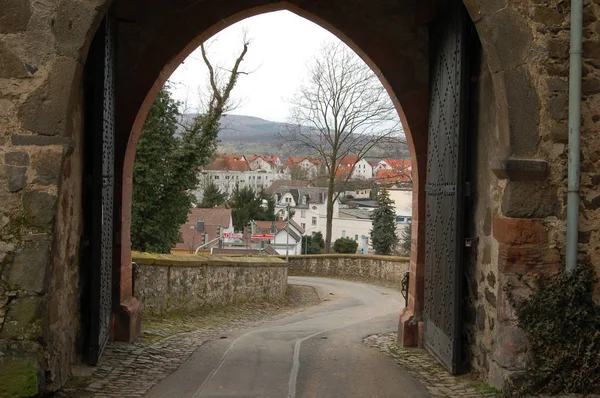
[423,0,470,375]
[86,14,115,364]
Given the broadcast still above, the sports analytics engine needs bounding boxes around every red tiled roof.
[381,159,411,170]
[375,168,411,184]
[284,156,320,167]
[335,164,352,179]
[247,154,280,164]
[204,154,249,171]
[339,156,359,166]
[254,220,287,234]
[174,208,232,252]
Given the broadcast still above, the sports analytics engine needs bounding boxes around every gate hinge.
[465,237,479,247]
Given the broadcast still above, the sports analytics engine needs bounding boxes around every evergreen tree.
[370,189,398,255]
[303,231,325,254]
[400,222,412,256]
[228,185,277,231]
[131,87,192,253]
[198,179,228,208]
[333,237,358,253]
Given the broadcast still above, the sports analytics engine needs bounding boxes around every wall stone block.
[504,65,540,156]
[532,6,566,25]
[0,41,29,78]
[492,324,528,371]
[11,135,72,147]
[4,152,29,167]
[22,190,57,229]
[0,296,42,340]
[18,57,79,137]
[4,238,49,293]
[7,165,27,192]
[31,149,62,186]
[502,181,561,218]
[492,217,548,245]
[498,243,560,275]
[0,0,32,33]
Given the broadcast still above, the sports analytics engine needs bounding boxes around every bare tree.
[176,34,251,199]
[284,41,404,252]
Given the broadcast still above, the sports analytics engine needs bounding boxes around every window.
[301,223,306,230]
[214,176,220,180]
[301,210,306,218]
[355,235,358,240]
[285,197,291,203]
[312,217,317,226]
[225,176,230,179]
[257,176,261,180]
[342,230,346,238]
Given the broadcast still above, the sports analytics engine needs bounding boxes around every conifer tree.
[370,189,398,255]
[132,87,190,253]
[198,179,228,208]
[228,185,277,231]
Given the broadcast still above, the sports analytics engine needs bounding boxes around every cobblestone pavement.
[57,285,321,397]
[364,332,500,398]
[364,333,600,398]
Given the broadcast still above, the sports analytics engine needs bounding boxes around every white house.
[272,186,338,236]
[250,220,304,255]
[194,153,289,202]
[247,155,282,172]
[333,208,375,253]
[338,156,374,179]
[272,223,303,255]
[284,156,321,180]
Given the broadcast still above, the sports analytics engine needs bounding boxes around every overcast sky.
[168,10,340,123]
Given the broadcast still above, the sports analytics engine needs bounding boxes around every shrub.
[333,237,358,254]
[506,263,600,395]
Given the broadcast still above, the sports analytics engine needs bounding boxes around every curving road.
[145,277,429,398]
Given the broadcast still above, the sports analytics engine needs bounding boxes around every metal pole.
[286,204,290,262]
[566,0,583,274]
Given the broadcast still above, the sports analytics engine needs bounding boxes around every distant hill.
[181,114,410,159]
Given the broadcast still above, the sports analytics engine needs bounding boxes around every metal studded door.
[86,14,115,364]
[423,0,469,374]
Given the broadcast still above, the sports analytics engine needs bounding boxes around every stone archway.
[110,0,432,346]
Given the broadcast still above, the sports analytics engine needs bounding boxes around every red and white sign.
[222,232,243,239]
[251,234,275,240]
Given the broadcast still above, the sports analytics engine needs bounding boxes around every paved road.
[145,277,429,398]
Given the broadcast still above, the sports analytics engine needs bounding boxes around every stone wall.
[0,1,103,395]
[286,254,409,287]
[463,0,600,388]
[132,253,288,316]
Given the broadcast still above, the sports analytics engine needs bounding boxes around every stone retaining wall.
[132,253,288,316]
[285,254,410,286]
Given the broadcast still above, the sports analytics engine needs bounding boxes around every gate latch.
[465,237,479,247]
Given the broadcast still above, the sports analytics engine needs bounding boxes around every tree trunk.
[324,173,336,253]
